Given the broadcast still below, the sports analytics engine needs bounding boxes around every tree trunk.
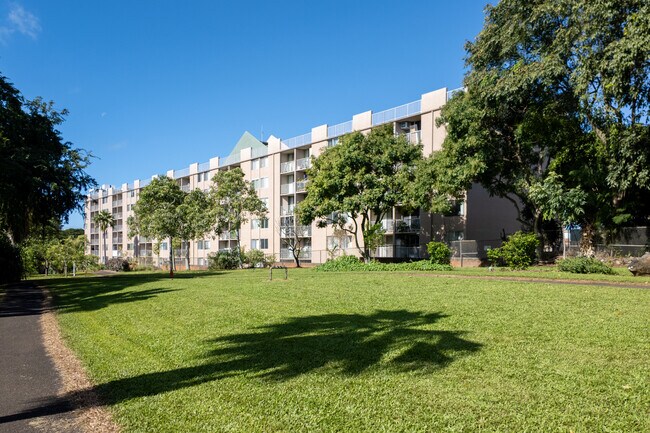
[103,231,107,266]
[532,211,544,261]
[185,241,190,271]
[579,222,597,257]
[169,237,174,278]
[292,249,301,268]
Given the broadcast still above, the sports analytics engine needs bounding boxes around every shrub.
[105,258,130,272]
[316,255,452,272]
[557,257,615,275]
[488,231,539,270]
[427,241,451,265]
[244,249,274,268]
[208,249,241,270]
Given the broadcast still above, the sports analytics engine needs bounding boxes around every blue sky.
[1,0,489,228]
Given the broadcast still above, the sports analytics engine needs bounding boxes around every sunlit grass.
[44,269,650,432]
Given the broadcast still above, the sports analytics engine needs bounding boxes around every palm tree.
[93,210,115,266]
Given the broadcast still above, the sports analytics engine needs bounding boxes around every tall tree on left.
[128,176,185,277]
[0,73,95,282]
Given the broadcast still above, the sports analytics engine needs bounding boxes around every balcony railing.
[375,245,425,259]
[219,230,237,241]
[112,212,123,220]
[296,180,308,193]
[280,183,295,195]
[280,161,295,173]
[372,100,421,126]
[296,157,311,170]
[219,154,241,167]
[174,167,190,179]
[380,219,394,233]
[181,184,191,192]
[280,225,312,238]
[394,217,421,232]
[112,200,123,207]
[252,147,268,158]
[198,161,211,172]
[280,205,295,216]
[90,205,99,211]
[446,87,465,100]
[327,120,353,138]
[282,132,312,149]
[280,248,311,260]
[402,130,421,144]
[113,225,123,232]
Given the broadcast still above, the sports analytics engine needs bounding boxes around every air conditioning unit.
[399,121,410,130]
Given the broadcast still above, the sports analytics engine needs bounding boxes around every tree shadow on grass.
[41,272,223,313]
[0,309,482,424]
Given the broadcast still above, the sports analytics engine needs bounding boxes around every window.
[328,137,339,147]
[327,235,351,250]
[252,218,269,229]
[251,177,268,190]
[197,240,203,249]
[260,239,268,249]
[130,190,135,197]
[260,198,269,209]
[252,239,269,249]
[251,239,259,249]
[127,243,133,250]
[204,240,211,249]
[259,156,268,168]
[160,242,168,250]
[102,197,108,204]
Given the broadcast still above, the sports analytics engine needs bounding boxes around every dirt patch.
[40,289,121,433]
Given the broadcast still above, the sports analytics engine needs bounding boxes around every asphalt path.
[0,282,80,433]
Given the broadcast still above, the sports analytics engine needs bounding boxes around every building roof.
[228,131,266,156]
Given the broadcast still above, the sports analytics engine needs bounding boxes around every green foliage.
[299,124,422,262]
[207,249,241,270]
[93,210,115,265]
[488,231,539,270]
[0,74,95,244]
[557,257,615,275]
[420,0,650,248]
[426,241,451,265]
[316,255,452,272]
[106,258,131,272]
[244,249,274,268]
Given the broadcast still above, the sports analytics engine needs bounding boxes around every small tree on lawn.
[93,210,115,266]
[210,168,267,268]
[299,124,422,263]
[277,209,309,268]
[128,176,185,278]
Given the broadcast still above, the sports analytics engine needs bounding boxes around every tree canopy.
[210,168,266,267]
[299,124,423,262]
[0,74,95,245]
[419,0,649,253]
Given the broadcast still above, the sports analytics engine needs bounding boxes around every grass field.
[44,269,649,432]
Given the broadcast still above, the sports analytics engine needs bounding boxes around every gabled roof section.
[228,131,267,156]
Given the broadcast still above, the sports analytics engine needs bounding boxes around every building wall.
[85,86,519,267]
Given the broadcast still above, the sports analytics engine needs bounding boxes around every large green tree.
[93,210,115,266]
[0,74,95,245]
[128,176,186,277]
[177,189,213,270]
[419,0,649,254]
[299,124,422,262]
[210,168,266,268]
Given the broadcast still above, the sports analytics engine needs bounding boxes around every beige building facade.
[85,87,520,267]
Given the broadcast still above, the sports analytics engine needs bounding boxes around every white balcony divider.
[280,183,295,194]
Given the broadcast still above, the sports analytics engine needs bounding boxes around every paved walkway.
[0,282,80,433]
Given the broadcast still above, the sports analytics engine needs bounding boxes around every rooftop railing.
[371,100,421,126]
[140,179,152,188]
[219,153,241,167]
[198,161,211,172]
[327,120,353,138]
[446,87,465,100]
[252,147,269,158]
[282,132,312,149]
[174,167,190,179]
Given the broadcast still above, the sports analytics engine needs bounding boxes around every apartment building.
[84,87,520,267]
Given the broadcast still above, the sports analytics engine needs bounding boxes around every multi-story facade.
[84,87,520,267]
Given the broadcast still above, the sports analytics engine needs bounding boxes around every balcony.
[280,205,295,216]
[296,180,308,193]
[394,217,420,233]
[280,161,295,173]
[90,204,99,211]
[181,184,191,192]
[219,230,237,241]
[402,130,421,144]
[280,225,312,238]
[113,225,123,232]
[296,157,311,171]
[280,183,295,195]
[375,245,424,259]
[112,199,123,207]
[380,219,394,233]
[280,248,311,260]
[112,212,123,220]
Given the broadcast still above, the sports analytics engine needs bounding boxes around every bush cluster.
[316,255,452,272]
[487,231,539,270]
[105,258,130,272]
[208,249,275,270]
[426,241,451,265]
[557,257,615,275]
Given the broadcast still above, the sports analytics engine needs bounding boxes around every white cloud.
[0,3,41,43]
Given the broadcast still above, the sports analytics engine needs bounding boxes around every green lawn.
[44,270,649,432]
